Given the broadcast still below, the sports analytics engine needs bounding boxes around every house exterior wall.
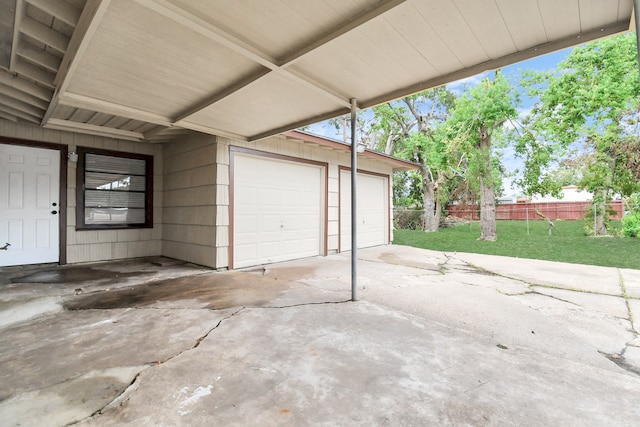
[162,132,219,268]
[0,121,163,264]
[0,121,396,269]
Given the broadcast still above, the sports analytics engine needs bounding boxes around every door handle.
[51,210,58,215]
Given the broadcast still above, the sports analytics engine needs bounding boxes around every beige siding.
[0,120,163,264]
[162,132,218,268]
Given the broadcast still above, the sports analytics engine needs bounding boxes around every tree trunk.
[421,165,438,232]
[433,174,446,227]
[594,189,607,236]
[478,129,497,241]
[434,193,443,229]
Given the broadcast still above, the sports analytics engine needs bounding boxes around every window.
[77,147,153,229]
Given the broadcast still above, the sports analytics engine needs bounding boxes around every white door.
[340,170,388,251]
[233,154,324,269]
[0,144,60,266]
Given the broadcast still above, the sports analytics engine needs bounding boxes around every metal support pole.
[350,98,358,302]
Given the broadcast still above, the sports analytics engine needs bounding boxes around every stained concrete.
[1,249,640,426]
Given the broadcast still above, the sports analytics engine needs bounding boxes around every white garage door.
[233,153,324,269]
[340,170,388,251]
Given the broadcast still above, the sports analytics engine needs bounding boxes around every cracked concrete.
[1,248,640,426]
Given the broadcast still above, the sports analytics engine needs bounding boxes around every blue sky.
[308,48,573,137]
[307,47,574,197]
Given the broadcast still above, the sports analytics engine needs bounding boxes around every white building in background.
[531,186,592,203]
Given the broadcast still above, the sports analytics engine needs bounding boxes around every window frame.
[76,147,153,230]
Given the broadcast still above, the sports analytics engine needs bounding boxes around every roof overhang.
[283,130,419,172]
[0,0,635,143]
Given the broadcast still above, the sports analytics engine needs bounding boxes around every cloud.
[446,72,490,94]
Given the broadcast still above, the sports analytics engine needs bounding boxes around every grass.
[393,220,640,269]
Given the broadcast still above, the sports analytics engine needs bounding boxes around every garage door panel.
[261,242,280,258]
[233,153,324,268]
[340,170,388,251]
[235,213,258,228]
[259,214,281,232]
[258,187,282,208]
[235,243,257,262]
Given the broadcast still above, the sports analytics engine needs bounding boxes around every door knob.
[51,210,58,215]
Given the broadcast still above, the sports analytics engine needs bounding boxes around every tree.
[522,33,640,235]
[393,170,422,207]
[370,87,456,231]
[445,70,518,241]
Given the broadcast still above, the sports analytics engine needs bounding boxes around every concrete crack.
[71,370,146,425]
[167,307,246,359]
[77,307,246,425]
[600,348,640,377]
[529,290,581,307]
[618,269,637,333]
[260,300,352,309]
[448,256,526,283]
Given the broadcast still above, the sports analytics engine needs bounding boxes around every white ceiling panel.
[0,0,635,142]
[579,0,621,31]
[66,0,263,117]
[495,0,548,51]
[183,71,344,139]
[453,0,518,59]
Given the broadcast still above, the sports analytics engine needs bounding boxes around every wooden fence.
[445,201,624,221]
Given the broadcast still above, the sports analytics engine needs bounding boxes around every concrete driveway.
[1,246,639,426]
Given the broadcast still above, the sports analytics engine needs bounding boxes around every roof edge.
[282,130,419,171]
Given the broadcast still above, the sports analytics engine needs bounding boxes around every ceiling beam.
[142,125,173,140]
[0,83,49,109]
[17,45,62,72]
[9,0,25,71]
[24,0,82,27]
[0,111,18,121]
[42,0,111,127]
[0,93,44,117]
[248,107,351,142]
[281,67,352,107]
[361,21,632,110]
[278,0,407,68]
[46,118,144,141]
[134,0,280,70]
[20,16,69,55]
[58,92,173,127]
[0,69,53,101]
[54,0,110,88]
[0,104,40,123]
[12,59,55,88]
[172,68,271,123]
[177,120,249,142]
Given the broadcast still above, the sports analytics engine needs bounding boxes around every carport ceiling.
[0,0,635,142]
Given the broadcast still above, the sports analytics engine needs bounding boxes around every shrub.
[394,209,424,230]
[622,193,640,237]
[622,212,640,237]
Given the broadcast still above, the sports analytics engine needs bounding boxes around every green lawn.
[393,220,640,269]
